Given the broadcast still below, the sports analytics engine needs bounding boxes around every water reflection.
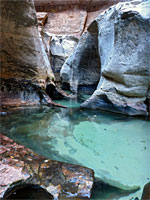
[1,102,150,199]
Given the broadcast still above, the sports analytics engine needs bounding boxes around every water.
[1,99,150,200]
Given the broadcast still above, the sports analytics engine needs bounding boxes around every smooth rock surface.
[35,0,130,86]
[82,0,150,116]
[0,0,54,107]
[34,0,131,38]
[142,182,150,200]
[60,21,101,94]
[61,0,150,116]
[0,134,94,199]
[50,36,79,83]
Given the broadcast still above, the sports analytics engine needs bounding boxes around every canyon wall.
[61,0,150,116]
[1,0,149,117]
[35,0,129,84]
[0,0,54,107]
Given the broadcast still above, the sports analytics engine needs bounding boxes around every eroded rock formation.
[0,134,94,199]
[61,0,150,116]
[0,0,68,108]
[35,0,129,86]
[60,22,101,94]
[49,36,79,84]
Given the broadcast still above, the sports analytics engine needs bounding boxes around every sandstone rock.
[50,36,79,83]
[142,182,150,200]
[0,134,94,199]
[82,0,150,116]
[35,1,130,87]
[34,0,131,38]
[60,22,101,94]
[37,12,48,27]
[34,0,129,13]
[0,0,55,107]
[44,10,87,37]
[61,0,150,116]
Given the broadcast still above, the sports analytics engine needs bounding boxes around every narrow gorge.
[0,0,150,200]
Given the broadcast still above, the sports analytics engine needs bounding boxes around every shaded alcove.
[4,184,53,200]
[60,20,101,96]
[77,20,101,95]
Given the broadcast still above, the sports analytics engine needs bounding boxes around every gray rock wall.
[61,0,150,116]
[49,36,79,83]
[60,21,101,94]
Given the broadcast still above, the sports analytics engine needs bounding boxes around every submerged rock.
[142,182,150,200]
[61,0,150,116]
[0,134,94,199]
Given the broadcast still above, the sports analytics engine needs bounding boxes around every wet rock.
[6,185,54,200]
[147,87,150,119]
[142,182,150,200]
[0,0,55,107]
[0,134,94,199]
[62,0,150,116]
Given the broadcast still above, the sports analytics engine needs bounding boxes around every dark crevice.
[4,184,53,200]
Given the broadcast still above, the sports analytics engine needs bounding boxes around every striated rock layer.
[0,134,94,199]
[0,0,57,108]
[61,0,150,116]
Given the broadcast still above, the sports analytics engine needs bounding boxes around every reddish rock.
[34,0,127,12]
[142,182,150,200]
[44,10,87,37]
[35,0,130,37]
[37,12,48,26]
[0,134,94,199]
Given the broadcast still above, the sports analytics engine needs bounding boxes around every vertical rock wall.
[34,0,129,87]
[0,0,54,107]
[61,1,150,116]
[82,1,150,116]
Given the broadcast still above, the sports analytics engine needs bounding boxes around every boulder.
[61,0,150,116]
[0,134,94,199]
